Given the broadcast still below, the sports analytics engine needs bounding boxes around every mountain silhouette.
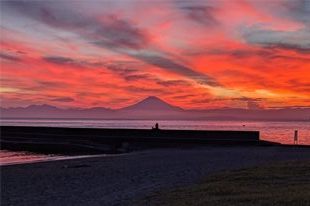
[25,104,60,111]
[1,104,112,119]
[1,96,309,121]
[121,96,182,111]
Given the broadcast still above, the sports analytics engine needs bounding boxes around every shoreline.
[0,151,126,166]
[1,142,309,166]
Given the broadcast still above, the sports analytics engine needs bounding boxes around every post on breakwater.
[294,130,298,145]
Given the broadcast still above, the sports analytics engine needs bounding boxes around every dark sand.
[1,146,310,206]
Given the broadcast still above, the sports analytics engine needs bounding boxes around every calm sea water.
[1,119,309,144]
[1,119,309,165]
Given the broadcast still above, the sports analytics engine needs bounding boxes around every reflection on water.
[0,150,58,166]
[1,119,309,145]
[0,150,113,166]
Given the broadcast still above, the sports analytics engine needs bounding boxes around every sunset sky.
[0,0,309,109]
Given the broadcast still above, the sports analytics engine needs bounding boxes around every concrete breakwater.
[0,126,264,154]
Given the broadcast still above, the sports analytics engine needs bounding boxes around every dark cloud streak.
[0,53,21,62]
[180,6,218,26]
[43,56,104,68]
[243,27,310,54]
[279,0,310,25]
[132,54,220,86]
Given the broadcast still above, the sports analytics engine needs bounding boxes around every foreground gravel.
[2,146,310,206]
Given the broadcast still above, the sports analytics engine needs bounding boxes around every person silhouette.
[152,123,159,130]
[155,123,159,130]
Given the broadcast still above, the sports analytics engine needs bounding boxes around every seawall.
[0,126,265,154]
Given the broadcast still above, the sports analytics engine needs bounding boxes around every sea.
[1,119,309,165]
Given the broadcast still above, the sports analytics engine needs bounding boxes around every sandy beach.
[1,146,310,206]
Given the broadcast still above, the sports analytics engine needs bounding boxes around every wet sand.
[1,146,310,206]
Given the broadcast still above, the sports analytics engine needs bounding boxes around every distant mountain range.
[1,96,309,121]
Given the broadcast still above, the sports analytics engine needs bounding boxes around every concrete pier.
[0,126,263,154]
